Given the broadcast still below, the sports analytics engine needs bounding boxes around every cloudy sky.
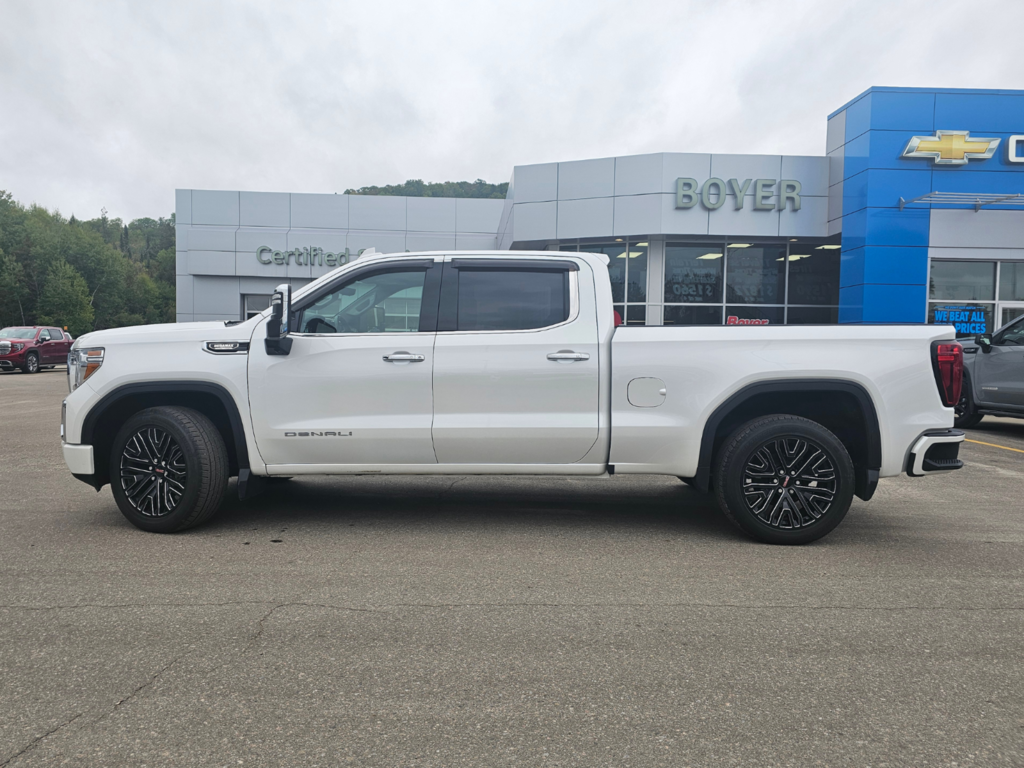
[2,0,1023,221]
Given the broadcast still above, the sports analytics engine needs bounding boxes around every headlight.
[68,346,104,392]
[12,343,24,352]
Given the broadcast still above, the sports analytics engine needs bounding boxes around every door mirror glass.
[976,334,993,352]
[265,283,293,355]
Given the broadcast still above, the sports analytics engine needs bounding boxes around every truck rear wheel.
[714,415,855,545]
[109,406,228,533]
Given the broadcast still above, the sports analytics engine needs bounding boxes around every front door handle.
[547,350,590,362]
[383,352,425,363]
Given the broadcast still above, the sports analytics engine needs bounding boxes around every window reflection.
[664,244,723,303]
[725,244,786,304]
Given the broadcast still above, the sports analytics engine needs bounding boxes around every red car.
[0,326,74,374]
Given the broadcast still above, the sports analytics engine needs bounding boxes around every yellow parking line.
[965,438,1024,455]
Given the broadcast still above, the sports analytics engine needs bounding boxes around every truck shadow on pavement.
[205,475,738,540]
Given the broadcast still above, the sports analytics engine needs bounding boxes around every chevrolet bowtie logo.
[901,130,1000,165]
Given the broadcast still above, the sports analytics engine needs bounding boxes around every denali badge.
[284,431,353,437]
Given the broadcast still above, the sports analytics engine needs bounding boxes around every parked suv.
[956,314,1024,427]
[0,326,73,374]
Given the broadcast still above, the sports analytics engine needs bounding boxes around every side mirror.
[265,283,293,356]
[976,334,993,353]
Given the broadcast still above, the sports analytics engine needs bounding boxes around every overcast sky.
[2,0,1023,221]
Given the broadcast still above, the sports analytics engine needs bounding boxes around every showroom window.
[243,294,271,320]
[559,237,840,325]
[662,241,839,325]
[929,260,1024,335]
[561,240,647,324]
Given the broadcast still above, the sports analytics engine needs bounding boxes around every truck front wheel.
[714,415,855,545]
[109,406,228,533]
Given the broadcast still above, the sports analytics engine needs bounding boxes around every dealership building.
[175,86,1024,334]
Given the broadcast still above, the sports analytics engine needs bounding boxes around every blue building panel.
[844,93,873,145]
[859,284,928,324]
[833,86,1024,324]
[934,92,1024,134]
[861,90,935,133]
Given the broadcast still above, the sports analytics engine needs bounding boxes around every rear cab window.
[439,259,578,332]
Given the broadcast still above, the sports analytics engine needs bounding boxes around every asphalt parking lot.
[1,370,1022,767]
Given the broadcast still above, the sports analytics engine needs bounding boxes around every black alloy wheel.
[119,427,187,517]
[24,352,39,374]
[110,406,228,533]
[740,437,837,530]
[715,415,855,545]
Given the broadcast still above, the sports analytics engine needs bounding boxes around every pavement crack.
[0,713,83,767]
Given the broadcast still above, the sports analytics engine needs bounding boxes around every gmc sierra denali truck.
[60,250,966,544]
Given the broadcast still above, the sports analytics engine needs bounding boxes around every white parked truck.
[61,250,966,544]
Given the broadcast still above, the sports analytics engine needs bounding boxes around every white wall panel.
[614,153,663,196]
[346,231,408,254]
[188,250,236,276]
[659,192,710,235]
[613,194,663,237]
[710,154,782,183]
[349,195,406,231]
[781,156,829,197]
[406,233,456,252]
[193,276,240,314]
[191,190,239,226]
[707,204,780,238]
[186,226,236,252]
[557,157,615,200]
[455,233,498,250]
[240,192,290,227]
[826,110,846,154]
[406,197,457,232]
[291,193,348,229]
[175,251,188,276]
[175,190,191,225]
[511,201,557,241]
[456,198,503,233]
[661,154,712,193]
[175,275,193,314]
[512,163,558,203]
[930,209,1024,249]
[236,228,288,253]
[557,197,614,239]
[779,195,829,238]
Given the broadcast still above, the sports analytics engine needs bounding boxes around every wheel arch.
[80,381,250,489]
[689,379,882,501]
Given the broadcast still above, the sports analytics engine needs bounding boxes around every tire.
[22,352,39,374]
[109,406,229,533]
[953,374,983,429]
[714,415,856,545]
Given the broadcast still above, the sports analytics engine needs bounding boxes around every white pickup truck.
[61,250,966,544]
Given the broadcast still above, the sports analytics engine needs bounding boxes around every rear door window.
[455,269,570,331]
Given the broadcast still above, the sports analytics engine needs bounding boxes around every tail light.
[931,340,963,407]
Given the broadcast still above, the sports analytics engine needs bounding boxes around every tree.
[0,248,28,325]
[345,178,509,199]
[36,259,94,337]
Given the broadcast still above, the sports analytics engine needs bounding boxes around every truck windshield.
[0,328,36,339]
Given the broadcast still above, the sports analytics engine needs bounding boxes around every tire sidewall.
[717,417,855,545]
[953,372,982,429]
[109,408,208,533]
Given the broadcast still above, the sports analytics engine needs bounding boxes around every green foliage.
[345,178,509,199]
[36,259,94,337]
[0,190,177,334]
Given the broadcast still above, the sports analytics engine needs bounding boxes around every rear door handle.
[547,351,590,362]
[383,352,425,363]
